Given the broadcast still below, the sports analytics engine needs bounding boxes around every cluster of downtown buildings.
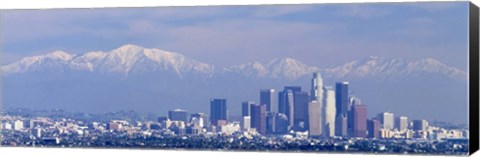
[0,72,469,154]
[155,72,468,140]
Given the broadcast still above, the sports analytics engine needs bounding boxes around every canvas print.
[0,2,474,156]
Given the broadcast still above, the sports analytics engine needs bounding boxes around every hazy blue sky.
[1,2,469,70]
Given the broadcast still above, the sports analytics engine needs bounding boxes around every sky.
[0,2,469,70]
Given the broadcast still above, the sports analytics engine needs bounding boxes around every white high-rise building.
[395,116,408,131]
[310,72,323,102]
[308,100,322,137]
[322,86,336,137]
[241,116,251,131]
[378,112,395,130]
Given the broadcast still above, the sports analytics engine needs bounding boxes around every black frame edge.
[469,1,480,155]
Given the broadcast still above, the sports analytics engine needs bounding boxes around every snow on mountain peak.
[224,58,320,80]
[1,46,467,81]
[323,56,466,80]
[45,50,75,61]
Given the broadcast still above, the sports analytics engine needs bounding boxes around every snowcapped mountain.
[1,45,468,123]
[2,50,75,74]
[223,58,320,80]
[321,56,467,81]
[1,44,467,81]
[2,44,215,77]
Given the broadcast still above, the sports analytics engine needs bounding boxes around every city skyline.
[0,2,470,125]
[0,2,473,155]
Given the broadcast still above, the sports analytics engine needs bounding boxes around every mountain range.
[1,44,469,124]
[2,44,467,81]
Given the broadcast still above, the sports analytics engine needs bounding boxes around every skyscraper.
[335,82,349,137]
[260,89,276,112]
[278,87,296,129]
[251,104,267,135]
[353,104,367,138]
[242,101,254,117]
[367,118,380,138]
[377,112,395,130]
[210,98,227,126]
[395,116,408,131]
[348,96,362,137]
[308,100,322,137]
[168,109,188,123]
[310,72,323,102]
[293,91,309,131]
[322,86,336,137]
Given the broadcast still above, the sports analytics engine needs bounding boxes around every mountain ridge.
[1,44,467,81]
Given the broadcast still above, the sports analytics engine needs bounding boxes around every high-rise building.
[260,89,276,112]
[322,86,336,137]
[367,119,381,138]
[310,72,323,102]
[266,112,276,134]
[335,82,349,137]
[274,113,289,134]
[352,104,367,138]
[308,100,322,137]
[347,96,362,137]
[210,98,227,126]
[241,116,251,131]
[278,87,296,129]
[413,120,428,131]
[242,101,254,117]
[251,104,267,135]
[293,91,310,131]
[395,116,408,131]
[168,109,188,123]
[377,112,395,130]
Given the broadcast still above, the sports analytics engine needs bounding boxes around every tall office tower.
[278,87,296,129]
[266,112,276,134]
[308,100,322,137]
[242,101,255,117]
[352,104,367,138]
[293,91,310,131]
[347,96,362,137]
[251,104,267,135]
[168,109,189,123]
[274,113,289,134]
[241,116,251,131]
[260,89,276,112]
[413,120,428,131]
[335,82,349,137]
[310,72,323,101]
[367,119,381,138]
[210,98,227,126]
[322,86,336,137]
[395,116,408,131]
[377,112,395,130]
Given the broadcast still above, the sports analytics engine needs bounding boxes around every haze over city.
[0,2,469,124]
